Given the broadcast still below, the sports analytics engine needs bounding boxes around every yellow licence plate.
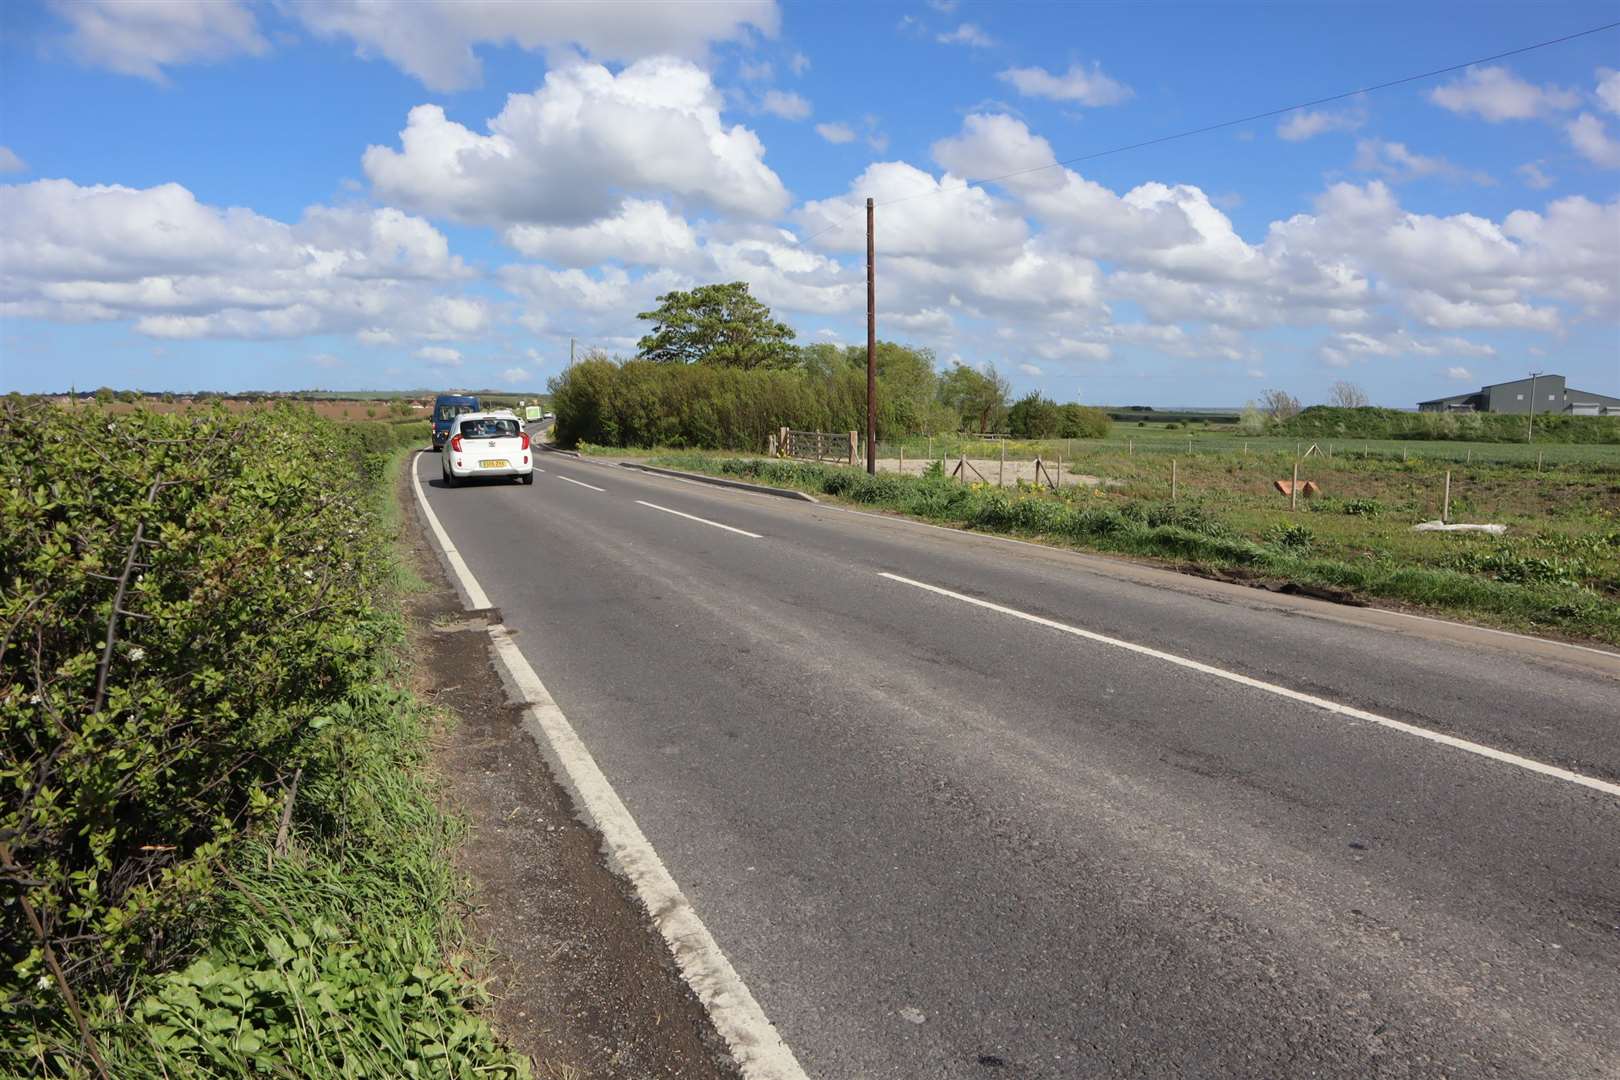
[479,459,508,468]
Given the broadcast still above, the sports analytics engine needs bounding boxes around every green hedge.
[549,357,918,450]
[1279,406,1620,444]
[1,403,524,1076]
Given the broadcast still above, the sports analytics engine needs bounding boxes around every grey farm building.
[1418,374,1620,416]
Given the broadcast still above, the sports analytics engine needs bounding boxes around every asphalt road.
[414,447,1620,1079]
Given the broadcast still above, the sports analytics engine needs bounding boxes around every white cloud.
[308,352,343,368]
[919,114,1615,347]
[363,58,789,226]
[0,178,487,341]
[289,0,779,91]
[1516,161,1554,189]
[739,60,773,82]
[996,62,1132,106]
[1429,65,1578,122]
[937,23,993,47]
[503,199,700,268]
[1017,362,1042,376]
[887,307,954,334]
[760,89,811,120]
[815,122,857,144]
[1276,107,1363,141]
[1566,113,1620,168]
[417,346,464,366]
[501,366,532,384]
[53,0,267,82]
[1447,366,1473,381]
[799,160,1028,264]
[1352,138,1487,184]
[1597,68,1620,116]
[1319,329,1496,367]
[789,52,810,76]
[0,147,26,174]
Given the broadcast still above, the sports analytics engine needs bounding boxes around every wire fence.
[868,432,1620,470]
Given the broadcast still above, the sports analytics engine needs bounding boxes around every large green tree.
[938,362,1010,433]
[1007,392,1063,438]
[636,282,798,370]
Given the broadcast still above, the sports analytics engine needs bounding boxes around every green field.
[876,426,1620,468]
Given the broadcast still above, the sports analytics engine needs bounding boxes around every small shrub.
[1263,520,1316,552]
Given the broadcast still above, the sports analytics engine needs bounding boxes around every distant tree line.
[550,282,1109,449]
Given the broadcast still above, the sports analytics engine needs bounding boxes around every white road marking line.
[557,475,605,492]
[636,500,763,538]
[409,455,806,1080]
[880,571,1620,801]
[829,504,1620,666]
[410,455,491,609]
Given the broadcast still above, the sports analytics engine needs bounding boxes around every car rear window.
[436,402,475,421]
[458,417,521,438]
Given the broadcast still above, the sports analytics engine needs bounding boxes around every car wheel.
[522,472,534,485]
[444,467,457,488]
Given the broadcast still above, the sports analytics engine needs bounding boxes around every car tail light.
[450,434,463,452]
[520,432,531,450]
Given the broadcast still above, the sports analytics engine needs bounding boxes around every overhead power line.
[801,19,1620,240]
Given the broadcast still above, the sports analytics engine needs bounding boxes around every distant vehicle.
[441,410,533,486]
[430,393,480,450]
[542,412,555,421]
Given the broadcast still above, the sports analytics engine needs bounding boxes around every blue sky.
[2,1,1617,407]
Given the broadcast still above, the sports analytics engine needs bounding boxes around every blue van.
[431,393,480,450]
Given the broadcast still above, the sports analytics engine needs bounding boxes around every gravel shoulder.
[397,455,741,1079]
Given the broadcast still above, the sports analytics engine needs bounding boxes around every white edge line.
[409,454,807,1079]
[410,454,491,610]
[557,475,606,492]
[636,500,763,538]
[879,571,1620,801]
[820,502,1620,663]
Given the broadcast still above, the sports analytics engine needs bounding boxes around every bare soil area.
[397,458,741,1079]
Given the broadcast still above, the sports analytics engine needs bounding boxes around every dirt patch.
[396,456,741,1079]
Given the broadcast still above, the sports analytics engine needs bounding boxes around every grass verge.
[649,453,1620,646]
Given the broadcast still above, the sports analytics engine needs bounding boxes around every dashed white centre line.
[557,475,605,492]
[635,500,763,538]
[879,571,1620,800]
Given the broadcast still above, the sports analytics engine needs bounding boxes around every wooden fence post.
[1056,452,1063,490]
[898,445,904,475]
[1443,470,1451,523]
[848,430,858,467]
[1291,460,1299,512]
[780,427,790,458]
[999,439,1006,487]
[767,433,777,456]
[1171,459,1178,502]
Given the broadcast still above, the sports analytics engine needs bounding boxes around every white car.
[441,411,534,486]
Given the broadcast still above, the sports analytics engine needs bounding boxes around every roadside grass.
[648,452,1620,646]
[4,405,527,1078]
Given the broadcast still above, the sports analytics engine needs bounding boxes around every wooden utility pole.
[866,197,877,475]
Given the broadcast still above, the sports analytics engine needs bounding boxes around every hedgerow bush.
[1,402,525,1077]
[550,358,867,451]
[1279,406,1620,444]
